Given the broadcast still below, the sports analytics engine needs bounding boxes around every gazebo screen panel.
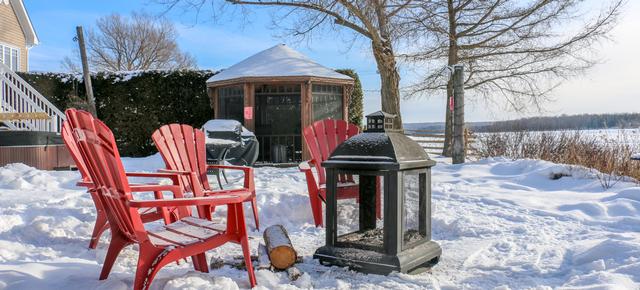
[254,84,302,162]
[218,86,244,123]
[312,84,343,121]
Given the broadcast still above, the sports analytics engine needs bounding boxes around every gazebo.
[206,44,354,163]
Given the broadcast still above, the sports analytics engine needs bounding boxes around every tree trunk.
[372,41,403,130]
[452,65,465,164]
[443,0,458,156]
[443,82,453,156]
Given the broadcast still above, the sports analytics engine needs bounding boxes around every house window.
[0,44,20,71]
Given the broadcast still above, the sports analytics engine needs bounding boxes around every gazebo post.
[301,80,313,160]
[243,83,255,131]
[208,87,218,119]
[342,84,352,122]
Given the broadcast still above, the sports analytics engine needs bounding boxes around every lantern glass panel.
[335,173,385,253]
[402,170,428,249]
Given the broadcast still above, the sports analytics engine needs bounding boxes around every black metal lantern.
[313,111,441,274]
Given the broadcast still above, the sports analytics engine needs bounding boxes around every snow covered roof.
[207,44,353,85]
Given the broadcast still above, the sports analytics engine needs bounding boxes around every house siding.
[0,2,29,71]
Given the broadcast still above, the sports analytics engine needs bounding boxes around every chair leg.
[133,246,166,290]
[89,211,109,249]
[99,231,130,280]
[309,188,323,227]
[240,232,257,288]
[191,253,209,273]
[250,195,260,231]
[235,204,257,288]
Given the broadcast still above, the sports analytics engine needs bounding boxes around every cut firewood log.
[257,243,272,270]
[263,225,297,270]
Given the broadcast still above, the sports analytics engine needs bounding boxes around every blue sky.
[24,0,640,123]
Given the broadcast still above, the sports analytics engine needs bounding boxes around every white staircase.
[0,62,65,133]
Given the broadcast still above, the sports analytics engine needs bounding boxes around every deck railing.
[406,128,478,157]
[0,63,65,133]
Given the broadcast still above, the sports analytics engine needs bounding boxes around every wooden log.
[263,225,297,270]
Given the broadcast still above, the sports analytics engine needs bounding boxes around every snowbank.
[0,156,638,289]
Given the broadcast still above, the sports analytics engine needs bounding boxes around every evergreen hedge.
[19,70,215,156]
[19,68,363,156]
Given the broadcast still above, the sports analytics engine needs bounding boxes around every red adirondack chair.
[151,124,260,230]
[62,117,183,250]
[299,119,381,227]
[66,109,257,290]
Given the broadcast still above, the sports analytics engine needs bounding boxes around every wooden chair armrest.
[125,172,181,178]
[129,193,250,208]
[203,188,250,196]
[129,184,181,193]
[129,184,185,199]
[157,169,192,175]
[299,159,317,171]
[299,160,319,195]
[76,180,93,188]
[298,161,312,172]
[125,171,183,189]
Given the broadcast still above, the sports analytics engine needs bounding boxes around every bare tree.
[402,0,624,156]
[61,55,81,73]
[156,0,422,129]
[79,12,196,71]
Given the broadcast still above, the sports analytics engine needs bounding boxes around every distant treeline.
[477,113,640,132]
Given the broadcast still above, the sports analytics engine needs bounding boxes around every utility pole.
[75,26,97,116]
[452,64,465,164]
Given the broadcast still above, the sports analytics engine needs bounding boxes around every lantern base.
[313,240,441,275]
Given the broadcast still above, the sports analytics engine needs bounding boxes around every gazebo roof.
[207,44,353,86]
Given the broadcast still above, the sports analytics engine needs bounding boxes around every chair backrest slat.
[61,122,91,182]
[193,126,209,190]
[152,124,209,195]
[323,119,337,153]
[302,119,359,185]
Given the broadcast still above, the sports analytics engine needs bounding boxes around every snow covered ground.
[0,155,639,289]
